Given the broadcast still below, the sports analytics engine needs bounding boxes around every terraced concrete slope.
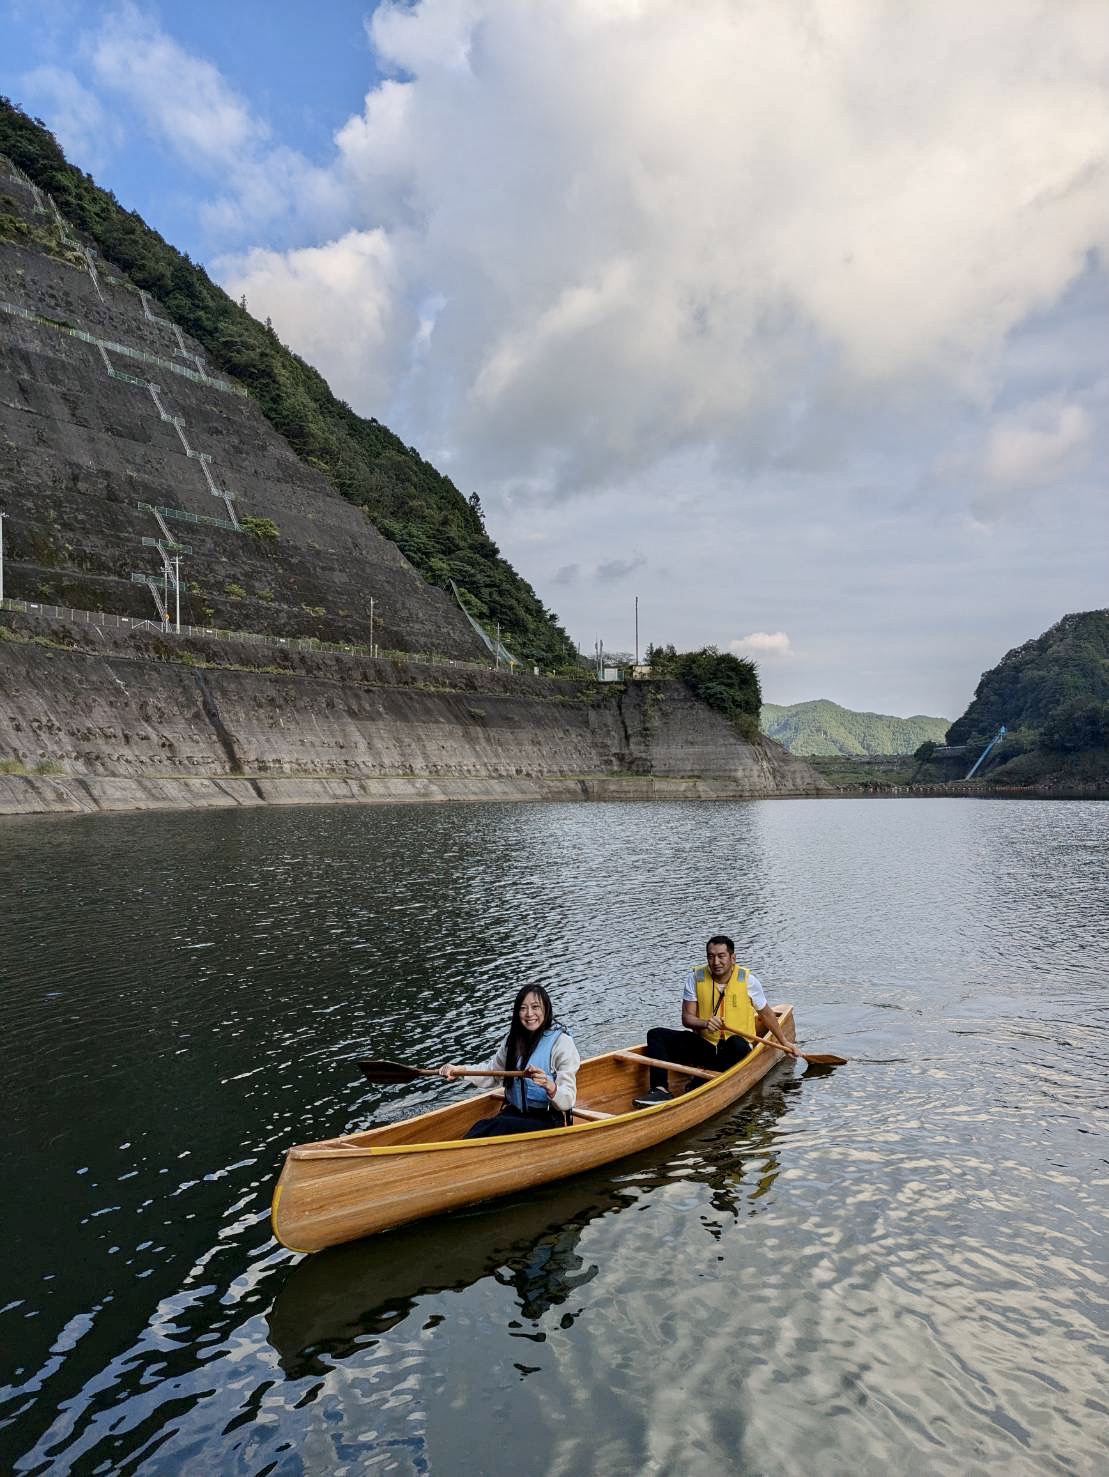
[0,157,486,661]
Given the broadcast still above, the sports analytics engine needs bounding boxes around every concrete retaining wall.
[0,617,827,814]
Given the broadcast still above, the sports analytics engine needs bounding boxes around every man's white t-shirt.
[682,969,767,1010]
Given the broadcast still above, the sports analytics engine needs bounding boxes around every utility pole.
[369,595,374,657]
[174,554,181,634]
[0,509,5,605]
[634,594,639,668]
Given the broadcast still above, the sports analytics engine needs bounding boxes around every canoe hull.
[273,1007,795,1252]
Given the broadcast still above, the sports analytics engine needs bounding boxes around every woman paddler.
[438,985,580,1137]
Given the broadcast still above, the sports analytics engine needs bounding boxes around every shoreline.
[1,770,1101,818]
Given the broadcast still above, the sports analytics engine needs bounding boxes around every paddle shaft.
[441,1067,530,1079]
[357,1058,532,1085]
[722,1027,847,1066]
[397,1064,532,1080]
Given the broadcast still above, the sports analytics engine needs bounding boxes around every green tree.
[673,646,761,728]
[1040,697,1107,753]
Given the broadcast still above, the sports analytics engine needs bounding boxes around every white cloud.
[17,65,120,171]
[215,230,401,410]
[70,2,1109,511]
[88,3,266,168]
[321,0,1108,495]
[730,632,794,660]
[983,398,1093,489]
[82,3,347,239]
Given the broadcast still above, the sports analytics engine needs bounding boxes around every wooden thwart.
[613,1050,719,1081]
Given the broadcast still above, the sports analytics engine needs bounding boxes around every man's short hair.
[706,934,735,954]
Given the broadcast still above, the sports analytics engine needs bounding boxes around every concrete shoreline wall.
[0,616,827,815]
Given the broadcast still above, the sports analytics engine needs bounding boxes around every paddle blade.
[356,1059,431,1085]
[800,1051,848,1066]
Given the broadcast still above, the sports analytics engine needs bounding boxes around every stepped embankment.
[0,159,487,660]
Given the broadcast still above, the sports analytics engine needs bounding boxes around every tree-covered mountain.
[0,99,578,669]
[760,698,950,755]
[944,610,1108,775]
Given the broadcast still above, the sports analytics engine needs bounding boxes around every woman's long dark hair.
[505,984,554,1070]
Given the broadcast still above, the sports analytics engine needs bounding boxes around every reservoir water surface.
[1,797,1106,1476]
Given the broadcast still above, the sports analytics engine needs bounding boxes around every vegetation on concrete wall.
[647,644,761,738]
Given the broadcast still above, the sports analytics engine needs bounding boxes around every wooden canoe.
[271,1005,797,1252]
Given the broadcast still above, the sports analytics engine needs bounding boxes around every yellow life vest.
[694,964,756,1045]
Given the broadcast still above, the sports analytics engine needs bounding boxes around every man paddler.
[633,934,799,1107]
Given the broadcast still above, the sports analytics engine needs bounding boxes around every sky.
[2,0,1106,717]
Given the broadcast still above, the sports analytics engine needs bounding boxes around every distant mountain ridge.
[760,699,950,755]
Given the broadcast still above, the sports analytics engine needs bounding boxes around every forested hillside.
[944,610,1108,777]
[0,99,577,669]
[760,699,950,755]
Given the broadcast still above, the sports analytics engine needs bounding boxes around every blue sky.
[2,0,1106,717]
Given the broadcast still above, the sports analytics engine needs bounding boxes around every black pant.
[464,1104,569,1138]
[644,1028,751,1090]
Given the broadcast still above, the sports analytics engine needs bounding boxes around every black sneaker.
[633,1086,673,1108]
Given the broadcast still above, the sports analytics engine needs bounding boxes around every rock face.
[0,616,828,813]
[0,161,485,659]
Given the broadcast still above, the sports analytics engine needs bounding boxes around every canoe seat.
[571,1104,615,1121]
[613,1050,719,1081]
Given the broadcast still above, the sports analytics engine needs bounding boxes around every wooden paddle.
[357,1058,530,1085]
[723,1029,847,1067]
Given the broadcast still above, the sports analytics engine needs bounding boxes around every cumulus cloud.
[730,632,794,659]
[222,0,1108,497]
[215,230,401,409]
[60,1,1108,510]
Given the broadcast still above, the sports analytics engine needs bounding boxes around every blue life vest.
[505,1024,570,1112]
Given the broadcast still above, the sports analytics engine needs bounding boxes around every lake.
[1,797,1106,1477]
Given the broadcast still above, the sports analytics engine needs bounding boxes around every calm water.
[1,798,1106,1477]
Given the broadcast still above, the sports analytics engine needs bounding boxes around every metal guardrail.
[137,502,240,534]
[0,597,501,672]
[0,299,247,397]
